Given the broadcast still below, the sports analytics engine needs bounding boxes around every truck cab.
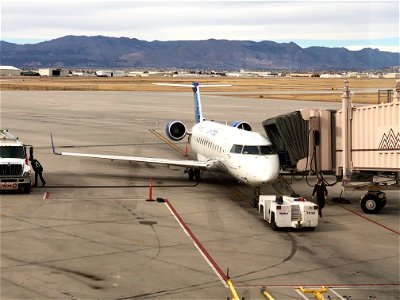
[258,195,319,230]
[0,130,31,193]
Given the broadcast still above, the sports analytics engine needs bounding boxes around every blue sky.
[1,0,399,52]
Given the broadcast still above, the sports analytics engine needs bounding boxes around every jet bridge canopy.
[262,81,400,176]
[262,111,308,169]
[262,80,400,214]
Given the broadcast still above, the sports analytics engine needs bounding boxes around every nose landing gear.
[251,187,262,208]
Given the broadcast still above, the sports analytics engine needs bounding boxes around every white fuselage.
[189,121,280,186]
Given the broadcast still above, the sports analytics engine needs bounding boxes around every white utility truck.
[0,130,31,193]
[258,195,319,230]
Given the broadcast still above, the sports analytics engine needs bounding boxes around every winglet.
[50,134,61,155]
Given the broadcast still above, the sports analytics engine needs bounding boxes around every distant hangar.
[0,66,21,76]
[95,70,125,77]
[38,68,69,77]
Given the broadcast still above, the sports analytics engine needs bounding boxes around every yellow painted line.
[149,129,187,157]
[226,278,241,300]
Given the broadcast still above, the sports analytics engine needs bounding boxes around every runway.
[1,90,399,299]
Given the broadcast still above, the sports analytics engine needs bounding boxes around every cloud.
[1,0,399,51]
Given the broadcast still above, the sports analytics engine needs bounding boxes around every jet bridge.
[263,80,400,214]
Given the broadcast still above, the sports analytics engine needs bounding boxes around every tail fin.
[153,82,231,123]
[192,82,203,123]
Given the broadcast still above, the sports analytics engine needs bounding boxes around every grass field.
[1,76,396,104]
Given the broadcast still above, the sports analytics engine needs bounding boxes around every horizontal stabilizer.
[154,82,231,123]
[153,83,232,88]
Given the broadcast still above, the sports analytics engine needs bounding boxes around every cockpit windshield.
[230,144,275,155]
[243,146,259,154]
[230,144,243,154]
[259,145,275,155]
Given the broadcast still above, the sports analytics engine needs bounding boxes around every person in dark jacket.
[312,177,327,217]
[30,158,46,187]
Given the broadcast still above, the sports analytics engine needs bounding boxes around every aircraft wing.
[51,134,210,170]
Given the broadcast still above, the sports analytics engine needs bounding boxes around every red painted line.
[337,204,400,235]
[235,283,400,288]
[164,199,228,285]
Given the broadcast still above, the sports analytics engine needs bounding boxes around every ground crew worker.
[312,177,327,217]
[30,158,46,187]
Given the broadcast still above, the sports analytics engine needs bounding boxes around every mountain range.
[1,35,399,70]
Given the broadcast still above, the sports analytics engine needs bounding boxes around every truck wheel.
[271,213,279,231]
[361,195,381,214]
[23,184,31,194]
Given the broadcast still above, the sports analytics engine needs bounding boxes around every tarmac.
[1,90,399,299]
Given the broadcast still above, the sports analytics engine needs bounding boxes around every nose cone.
[248,155,280,186]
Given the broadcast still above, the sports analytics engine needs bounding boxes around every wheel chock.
[226,277,241,300]
[297,286,328,300]
[225,268,241,300]
[260,286,275,300]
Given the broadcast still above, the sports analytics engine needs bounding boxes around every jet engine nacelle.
[165,120,187,141]
[230,121,252,131]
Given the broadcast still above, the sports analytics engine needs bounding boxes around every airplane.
[51,82,280,199]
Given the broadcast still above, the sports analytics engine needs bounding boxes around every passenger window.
[260,145,275,155]
[230,144,243,153]
[242,145,259,155]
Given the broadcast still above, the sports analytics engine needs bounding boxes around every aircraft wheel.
[193,169,201,182]
[188,169,194,181]
[250,197,258,208]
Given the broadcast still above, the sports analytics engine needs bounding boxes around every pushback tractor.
[258,195,319,230]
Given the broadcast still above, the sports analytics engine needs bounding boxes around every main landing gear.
[186,168,202,182]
